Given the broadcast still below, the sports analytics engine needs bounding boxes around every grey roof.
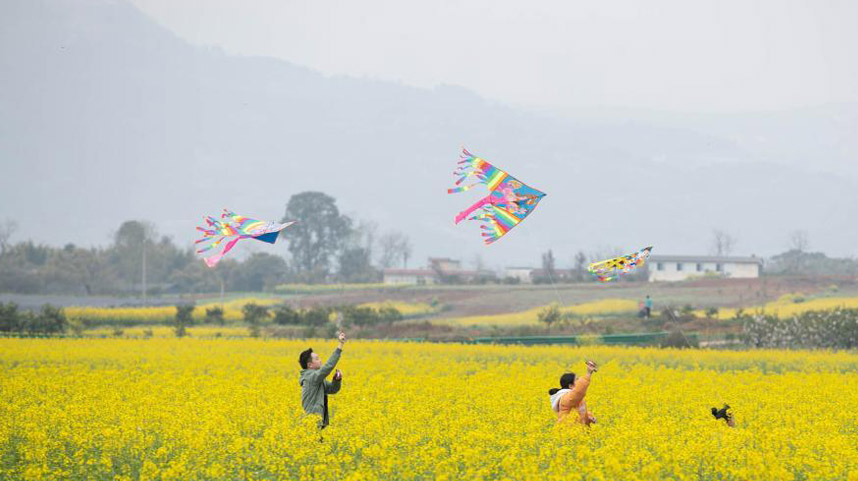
[649,255,762,264]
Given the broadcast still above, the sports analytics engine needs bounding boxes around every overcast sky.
[129,0,858,113]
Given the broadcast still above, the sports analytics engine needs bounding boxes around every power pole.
[220,277,225,307]
[142,241,147,305]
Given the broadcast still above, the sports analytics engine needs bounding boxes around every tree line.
[0,300,404,337]
[0,192,412,295]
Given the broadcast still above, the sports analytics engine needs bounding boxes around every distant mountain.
[1,0,856,269]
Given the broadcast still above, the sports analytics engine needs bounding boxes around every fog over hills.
[1,0,856,269]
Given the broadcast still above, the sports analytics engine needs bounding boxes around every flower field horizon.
[2,339,858,480]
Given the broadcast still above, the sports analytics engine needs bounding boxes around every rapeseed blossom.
[2,339,857,480]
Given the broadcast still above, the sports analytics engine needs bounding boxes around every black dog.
[711,404,732,424]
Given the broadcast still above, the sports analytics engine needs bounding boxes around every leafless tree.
[711,229,736,257]
[788,230,809,253]
[0,219,17,255]
[378,231,412,269]
[472,254,485,272]
[351,219,379,256]
[589,246,624,263]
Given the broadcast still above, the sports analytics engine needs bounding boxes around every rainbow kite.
[448,148,546,244]
[588,246,653,282]
[195,209,295,267]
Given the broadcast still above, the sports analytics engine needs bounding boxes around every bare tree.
[378,231,412,269]
[788,230,809,253]
[589,246,624,264]
[350,219,378,256]
[710,229,736,257]
[786,230,810,274]
[0,219,17,255]
[574,251,587,280]
[541,249,556,279]
[472,254,485,272]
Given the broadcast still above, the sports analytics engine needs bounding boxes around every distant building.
[382,269,440,285]
[428,258,461,272]
[383,257,496,285]
[504,267,537,284]
[530,268,576,283]
[647,255,762,282]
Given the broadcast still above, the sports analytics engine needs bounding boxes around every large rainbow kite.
[195,209,295,267]
[448,148,546,244]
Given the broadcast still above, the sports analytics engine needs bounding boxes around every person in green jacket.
[298,331,346,428]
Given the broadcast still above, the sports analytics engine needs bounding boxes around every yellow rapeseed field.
[4,339,857,480]
[65,299,436,327]
[65,297,283,325]
[702,294,858,319]
[357,301,438,317]
[437,298,638,326]
[83,326,252,338]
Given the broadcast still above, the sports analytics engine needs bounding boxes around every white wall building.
[648,255,762,282]
[504,267,536,284]
[382,269,439,285]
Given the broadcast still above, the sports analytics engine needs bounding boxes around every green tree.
[111,220,157,296]
[273,304,301,325]
[378,305,403,325]
[338,247,377,283]
[282,192,352,283]
[242,303,270,337]
[38,304,67,334]
[538,303,562,331]
[205,306,225,325]
[0,302,22,332]
[230,253,289,292]
[302,306,330,327]
[174,304,195,337]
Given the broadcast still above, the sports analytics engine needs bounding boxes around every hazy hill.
[2,0,856,268]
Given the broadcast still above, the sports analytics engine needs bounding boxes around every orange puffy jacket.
[557,374,596,425]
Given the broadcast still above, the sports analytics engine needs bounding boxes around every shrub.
[242,303,270,338]
[273,305,302,325]
[205,306,225,325]
[742,308,858,349]
[661,331,698,349]
[174,304,195,338]
[302,307,330,327]
[537,303,562,330]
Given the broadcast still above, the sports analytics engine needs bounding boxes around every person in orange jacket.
[548,360,598,426]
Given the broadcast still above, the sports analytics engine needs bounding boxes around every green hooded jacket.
[299,347,342,426]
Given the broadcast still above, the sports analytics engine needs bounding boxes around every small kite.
[195,209,295,267]
[588,246,653,282]
[448,148,546,244]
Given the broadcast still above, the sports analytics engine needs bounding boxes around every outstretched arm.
[305,333,346,384]
[561,361,597,408]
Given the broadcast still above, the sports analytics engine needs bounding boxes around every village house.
[382,257,496,285]
[647,255,762,282]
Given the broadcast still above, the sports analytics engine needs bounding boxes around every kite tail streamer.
[455,196,492,224]
[449,148,492,193]
[203,237,242,268]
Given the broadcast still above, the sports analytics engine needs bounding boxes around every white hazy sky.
[129,0,858,113]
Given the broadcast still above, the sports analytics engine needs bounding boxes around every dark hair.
[299,348,314,369]
[548,372,577,395]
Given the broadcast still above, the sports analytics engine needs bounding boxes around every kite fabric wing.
[588,246,653,282]
[195,209,295,268]
[447,148,546,244]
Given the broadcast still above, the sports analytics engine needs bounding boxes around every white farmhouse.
[504,267,537,284]
[382,269,440,285]
[647,255,762,282]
